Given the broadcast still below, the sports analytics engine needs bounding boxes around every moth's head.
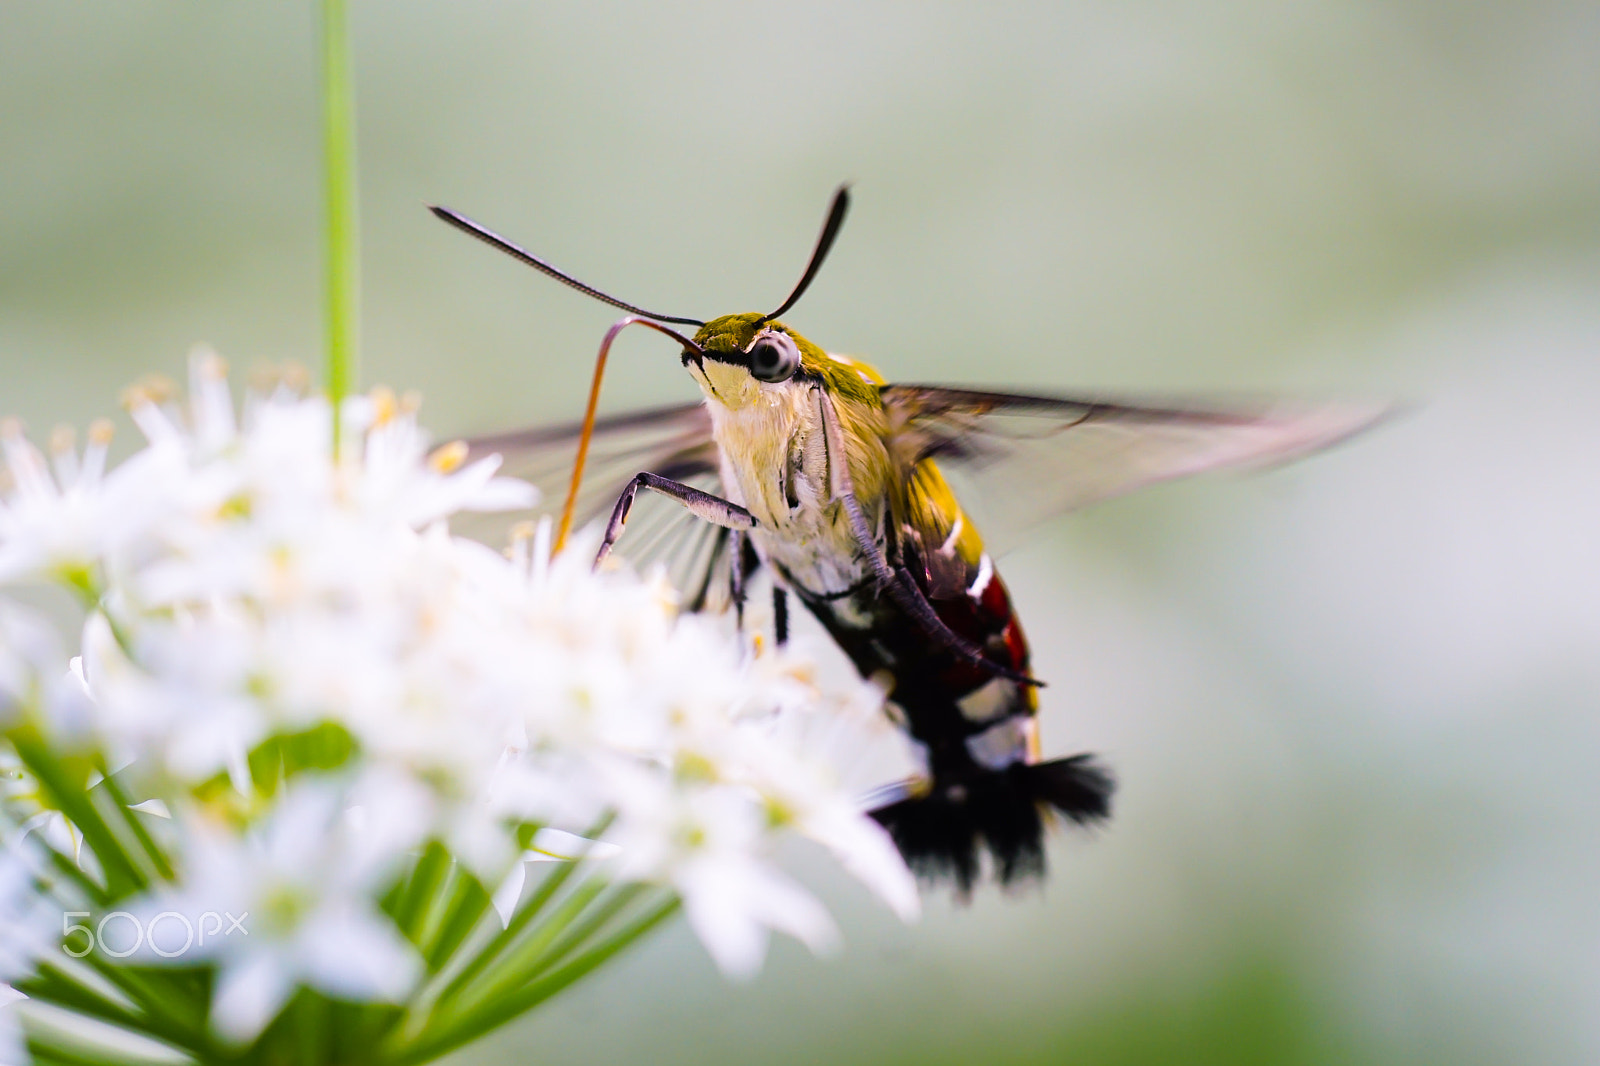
[681,313,827,411]
[429,186,854,412]
[682,313,886,413]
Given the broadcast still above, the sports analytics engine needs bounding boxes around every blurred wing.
[881,385,1388,555]
[464,403,737,606]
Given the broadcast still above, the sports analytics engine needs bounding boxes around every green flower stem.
[30,953,134,1013]
[422,867,490,972]
[330,1001,404,1066]
[392,841,451,941]
[20,965,147,1035]
[412,862,470,960]
[37,835,112,907]
[390,871,603,1056]
[9,729,143,897]
[24,1043,129,1066]
[294,991,330,1066]
[496,891,679,1010]
[447,876,605,1019]
[509,882,649,984]
[434,813,615,1005]
[77,959,213,1057]
[94,763,175,882]
[320,0,360,450]
[489,877,652,998]
[433,858,580,1004]
[85,787,162,886]
[17,966,203,1066]
[391,893,680,1066]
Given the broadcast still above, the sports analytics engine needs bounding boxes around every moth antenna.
[557,317,704,553]
[760,185,850,324]
[429,205,705,327]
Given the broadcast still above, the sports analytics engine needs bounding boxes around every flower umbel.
[0,358,916,1064]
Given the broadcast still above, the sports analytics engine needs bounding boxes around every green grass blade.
[320,0,360,448]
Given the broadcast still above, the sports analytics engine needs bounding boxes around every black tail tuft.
[869,755,1114,895]
[1029,754,1115,826]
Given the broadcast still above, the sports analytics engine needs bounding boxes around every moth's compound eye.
[749,332,800,383]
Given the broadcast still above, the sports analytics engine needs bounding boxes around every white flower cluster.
[0,355,916,1049]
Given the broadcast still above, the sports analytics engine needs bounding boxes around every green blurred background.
[4,3,1598,1063]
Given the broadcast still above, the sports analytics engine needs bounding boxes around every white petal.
[804,809,920,923]
[0,985,27,1066]
[490,861,529,928]
[128,799,172,819]
[300,910,420,1002]
[743,865,840,958]
[529,827,620,862]
[211,950,294,1045]
[344,769,433,888]
[681,867,767,980]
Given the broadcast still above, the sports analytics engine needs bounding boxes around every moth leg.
[772,586,789,647]
[595,472,758,569]
[891,565,1039,686]
[684,527,730,614]
[813,388,1040,688]
[728,528,747,631]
